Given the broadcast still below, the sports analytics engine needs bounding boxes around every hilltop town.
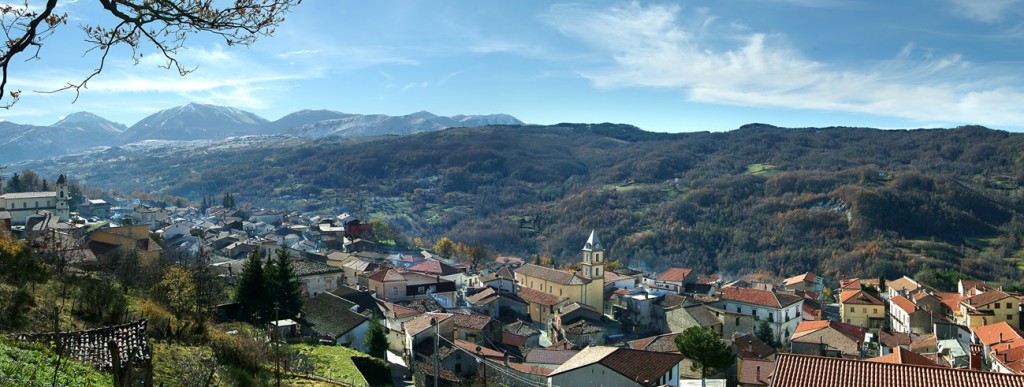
[4,178,1024,387]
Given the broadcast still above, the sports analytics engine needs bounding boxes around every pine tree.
[675,326,735,386]
[236,249,269,322]
[364,318,389,359]
[267,247,303,319]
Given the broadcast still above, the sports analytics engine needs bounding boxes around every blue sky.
[4,0,1024,132]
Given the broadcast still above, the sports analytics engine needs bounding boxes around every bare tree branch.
[0,0,300,107]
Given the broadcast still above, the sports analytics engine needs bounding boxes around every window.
[560,289,563,296]
[850,307,855,312]
[737,306,742,314]
[1010,315,1015,321]
[862,308,867,313]
[1008,303,1013,309]
[735,318,740,326]
[549,286,552,293]
[997,303,1001,309]
[391,286,399,296]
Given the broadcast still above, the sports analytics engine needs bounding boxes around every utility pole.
[432,317,440,387]
[275,302,281,387]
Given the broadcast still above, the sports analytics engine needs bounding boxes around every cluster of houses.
[8,181,1024,386]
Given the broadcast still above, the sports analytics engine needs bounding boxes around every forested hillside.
[21,123,1024,285]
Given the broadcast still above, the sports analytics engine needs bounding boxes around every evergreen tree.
[755,320,776,347]
[235,249,269,322]
[364,318,389,359]
[267,247,303,319]
[675,326,735,386]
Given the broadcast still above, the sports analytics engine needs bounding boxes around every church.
[0,174,70,225]
[514,230,607,314]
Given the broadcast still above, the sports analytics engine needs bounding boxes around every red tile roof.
[406,260,463,276]
[770,353,1024,387]
[793,320,865,342]
[517,286,567,306]
[367,268,405,282]
[525,348,580,365]
[840,290,884,305]
[451,312,494,331]
[971,322,1024,347]
[784,272,816,287]
[840,278,862,290]
[453,339,504,359]
[739,358,775,386]
[890,295,919,314]
[515,263,591,285]
[868,347,942,367]
[505,361,554,376]
[402,312,452,336]
[551,347,684,387]
[626,333,682,353]
[720,287,802,308]
[656,267,693,283]
[963,290,1014,308]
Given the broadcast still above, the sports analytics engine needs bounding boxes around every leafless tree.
[0,0,301,107]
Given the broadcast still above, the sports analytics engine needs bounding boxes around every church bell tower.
[55,174,69,221]
[581,230,605,280]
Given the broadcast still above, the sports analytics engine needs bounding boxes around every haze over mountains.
[0,102,524,163]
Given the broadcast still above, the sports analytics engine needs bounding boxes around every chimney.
[504,353,509,367]
[1001,332,1004,343]
[756,365,761,380]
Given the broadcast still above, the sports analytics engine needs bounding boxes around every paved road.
[387,350,413,387]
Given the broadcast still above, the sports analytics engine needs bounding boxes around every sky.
[3,0,1024,132]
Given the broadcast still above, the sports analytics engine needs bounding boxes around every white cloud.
[947,0,1022,23]
[401,81,429,94]
[275,49,321,59]
[543,2,1024,127]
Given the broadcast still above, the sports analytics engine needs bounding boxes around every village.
[5,179,1024,386]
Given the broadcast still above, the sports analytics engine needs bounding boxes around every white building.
[0,174,69,224]
[548,346,684,387]
[714,286,804,343]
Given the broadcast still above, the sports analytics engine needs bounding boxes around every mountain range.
[15,123,1024,287]
[0,103,523,163]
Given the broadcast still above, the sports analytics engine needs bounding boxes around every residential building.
[783,273,817,292]
[299,292,370,352]
[655,267,695,293]
[366,268,457,307]
[886,276,928,300]
[839,290,885,331]
[89,224,162,264]
[406,259,467,288]
[790,320,865,359]
[714,286,803,343]
[889,295,933,334]
[958,290,1020,327]
[450,312,500,344]
[548,346,684,387]
[738,357,774,387]
[292,259,344,297]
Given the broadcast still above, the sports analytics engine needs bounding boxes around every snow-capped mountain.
[285,110,524,137]
[52,111,127,135]
[265,109,354,134]
[119,103,271,142]
[0,113,129,163]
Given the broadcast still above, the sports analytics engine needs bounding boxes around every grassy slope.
[0,340,112,386]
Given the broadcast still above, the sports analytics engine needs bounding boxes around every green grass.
[294,344,370,386]
[746,163,781,177]
[0,340,112,386]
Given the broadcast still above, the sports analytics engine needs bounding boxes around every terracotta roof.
[733,334,775,359]
[868,347,942,367]
[503,320,539,337]
[406,260,463,276]
[451,312,494,331]
[467,287,499,305]
[402,312,452,336]
[784,272,816,287]
[505,361,554,376]
[524,348,580,365]
[517,286,567,306]
[720,287,802,308]
[739,358,775,386]
[563,319,602,335]
[888,276,923,293]
[453,339,503,359]
[840,290,884,305]
[367,268,405,282]
[971,322,1024,347]
[793,320,865,342]
[771,353,1024,387]
[879,331,920,348]
[626,333,681,353]
[515,263,591,285]
[840,278,862,290]
[935,292,963,311]
[376,299,422,320]
[656,267,693,283]
[494,256,525,266]
[890,295,919,314]
[909,335,937,352]
[550,347,684,386]
[604,270,634,283]
[963,290,1014,308]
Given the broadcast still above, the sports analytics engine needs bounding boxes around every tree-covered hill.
[19,123,1024,284]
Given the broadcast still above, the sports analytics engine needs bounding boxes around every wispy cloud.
[947,0,1023,23]
[543,2,1024,127]
[401,81,429,94]
[275,49,321,59]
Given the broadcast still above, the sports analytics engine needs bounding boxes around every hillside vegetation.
[22,123,1024,285]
